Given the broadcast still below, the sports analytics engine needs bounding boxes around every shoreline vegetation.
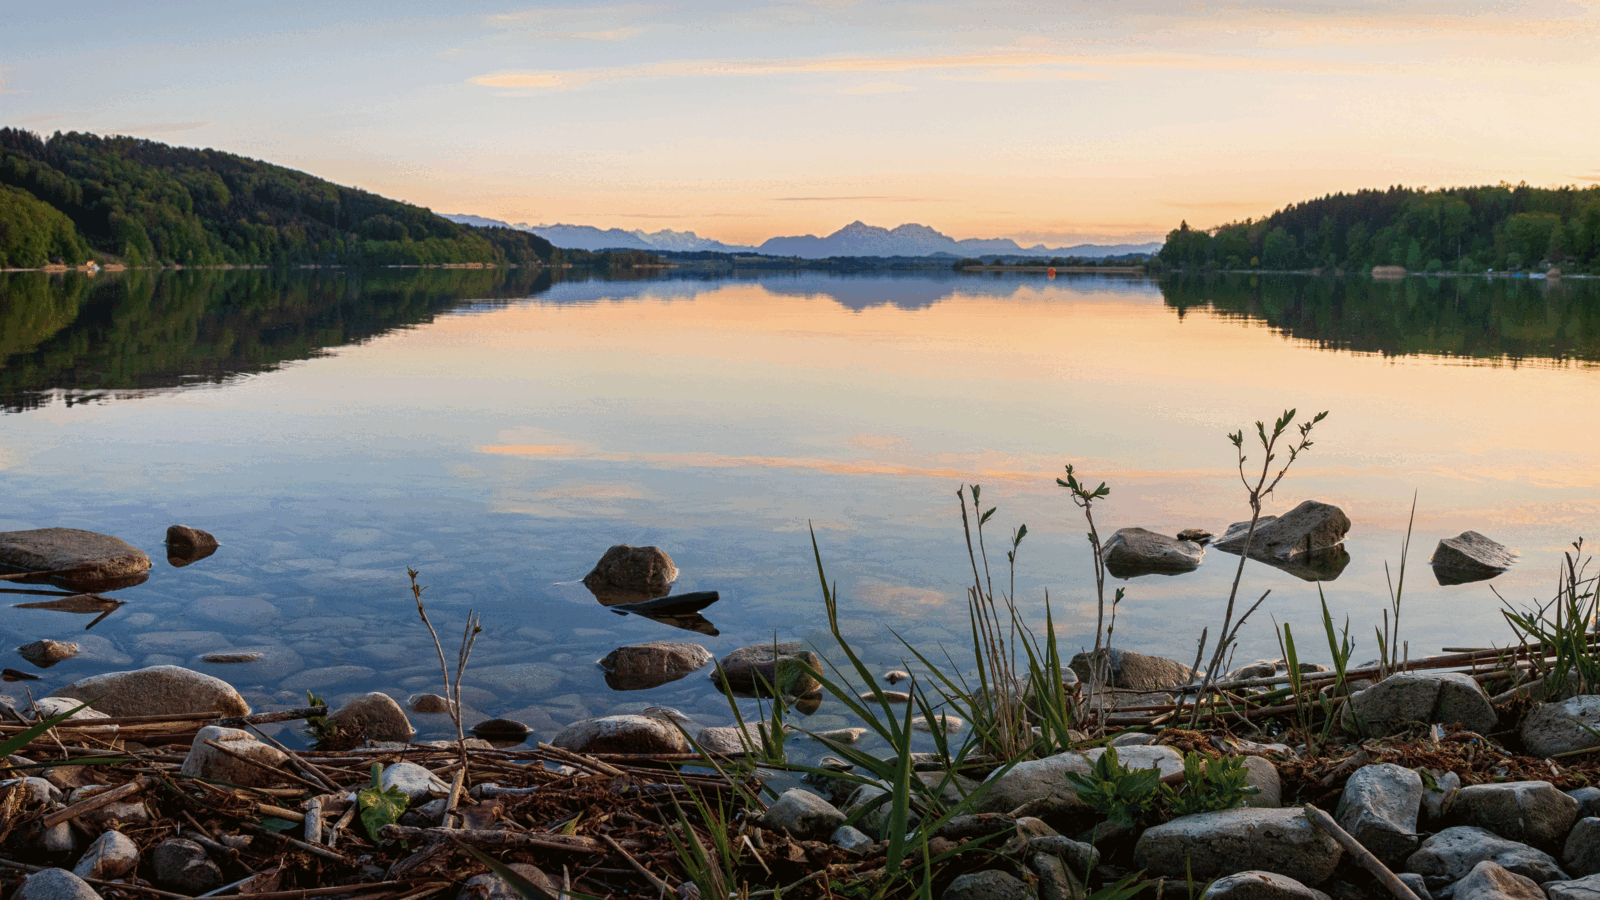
[7,412,1600,900]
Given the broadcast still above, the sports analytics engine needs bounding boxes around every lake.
[3,266,1598,756]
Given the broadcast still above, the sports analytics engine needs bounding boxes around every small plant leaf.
[357,763,408,841]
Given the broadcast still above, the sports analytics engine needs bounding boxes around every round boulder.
[15,869,103,900]
[327,692,415,743]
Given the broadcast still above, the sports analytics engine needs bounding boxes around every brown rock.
[49,665,249,717]
[17,640,80,668]
[0,528,151,592]
[582,545,677,598]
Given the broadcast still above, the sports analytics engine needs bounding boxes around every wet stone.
[0,528,152,592]
[50,665,250,718]
[17,640,80,667]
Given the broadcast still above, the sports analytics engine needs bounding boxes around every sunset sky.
[3,0,1597,245]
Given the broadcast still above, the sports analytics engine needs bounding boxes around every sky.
[3,0,1598,246]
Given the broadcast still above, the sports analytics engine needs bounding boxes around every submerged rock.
[0,528,151,592]
[1432,531,1516,585]
[1101,527,1204,577]
[1213,501,1351,561]
[552,714,691,754]
[583,544,678,598]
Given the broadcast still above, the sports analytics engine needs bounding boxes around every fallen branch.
[1302,804,1425,900]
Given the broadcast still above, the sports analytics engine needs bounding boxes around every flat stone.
[1101,527,1204,577]
[327,692,415,743]
[15,869,103,900]
[180,725,289,787]
[1335,763,1423,864]
[0,528,151,592]
[1405,826,1568,888]
[552,714,691,754]
[1546,874,1600,900]
[1068,648,1195,692]
[381,761,448,803]
[1431,532,1516,582]
[1446,781,1578,847]
[1346,671,1497,737]
[17,640,79,667]
[1203,871,1333,900]
[1452,860,1546,900]
[1213,501,1351,560]
[50,665,249,717]
[73,830,140,881]
[1134,808,1343,884]
[1565,818,1600,876]
[1525,696,1600,759]
[760,788,846,839]
[696,723,776,754]
[598,641,712,690]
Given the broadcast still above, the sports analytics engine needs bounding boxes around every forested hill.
[0,129,556,269]
[1160,184,1600,274]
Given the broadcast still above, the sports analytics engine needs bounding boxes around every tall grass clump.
[1501,539,1600,697]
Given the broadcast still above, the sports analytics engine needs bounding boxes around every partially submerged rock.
[0,528,151,592]
[712,641,822,696]
[552,714,692,754]
[1100,527,1204,577]
[49,665,250,718]
[1431,531,1516,585]
[1213,501,1351,561]
[165,525,219,567]
[326,692,415,743]
[583,544,678,598]
[598,640,713,690]
[471,718,533,743]
[17,639,80,668]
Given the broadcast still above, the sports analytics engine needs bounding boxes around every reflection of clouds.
[845,433,904,450]
[852,582,951,610]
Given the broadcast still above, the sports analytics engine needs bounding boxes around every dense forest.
[0,129,562,269]
[1159,185,1600,274]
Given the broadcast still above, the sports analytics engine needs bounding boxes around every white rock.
[67,784,152,829]
[74,830,140,880]
[180,725,289,788]
[380,762,449,804]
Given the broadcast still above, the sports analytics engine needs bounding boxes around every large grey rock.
[1547,875,1600,900]
[49,665,249,718]
[1133,808,1343,883]
[760,788,845,839]
[1068,648,1195,692]
[1202,871,1333,900]
[1243,756,1283,809]
[1446,781,1578,847]
[1345,672,1497,737]
[17,640,80,667]
[0,528,151,592]
[1452,860,1546,900]
[582,544,678,598]
[551,714,692,754]
[1101,528,1204,576]
[381,761,448,804]
[150,839,223,894]
[15,869,103,900]
[1431,532,1516,582]
[1565,818,1600,876]
[598,641,712,690]
[1405,826,1568,888]
[943,870,1036,900]
[180,725,290,787]
[459,864,559,900]
[1525,696,1600,759]
[1213,501,1351,560]
[326,692,415,743]
[74,830,140,880]
[974,746,1182,815]
[1335,763,1423,864]
[711,642,822,696]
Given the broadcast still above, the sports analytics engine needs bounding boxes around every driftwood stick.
[1302,804,1425,900]
[213,706,327,728]
[387,838,451,879]
[535,742,627,777]
[305,795,324,845]
[246,822,354,863]
[42,775,153,828]
[602,833,672,895]
[246,721,343,791]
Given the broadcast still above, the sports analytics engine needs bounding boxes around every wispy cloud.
[837,81,913,94]
[774,195,938,202]
[109,121,211,134]
[470,47,1369,92]
[487,4,653,40]
[13,114,63,125]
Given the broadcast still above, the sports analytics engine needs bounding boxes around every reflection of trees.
[0,267,555,411]
[1160,274,1600,364]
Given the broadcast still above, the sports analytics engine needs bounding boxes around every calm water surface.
[3,267,1599,754]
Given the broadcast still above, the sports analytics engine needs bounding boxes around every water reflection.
[1160,273,1600,364]
[0,267,556,411]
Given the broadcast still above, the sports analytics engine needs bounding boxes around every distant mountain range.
[441,214,1160,259]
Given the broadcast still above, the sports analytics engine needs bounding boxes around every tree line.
[1158,184,1600,274]
[0,129,606,270]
